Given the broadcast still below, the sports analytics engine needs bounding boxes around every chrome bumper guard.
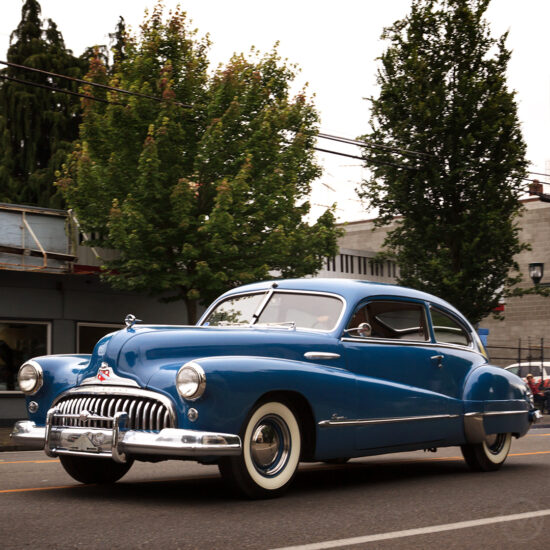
[11,408,242,463]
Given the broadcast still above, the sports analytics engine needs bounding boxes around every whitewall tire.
[461,432,512,472]
[219,401,301,498]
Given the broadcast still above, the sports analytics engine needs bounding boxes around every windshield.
[202,291,343,331]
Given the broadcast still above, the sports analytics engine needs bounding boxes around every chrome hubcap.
[485,433,506,455]
[250,414,290,477]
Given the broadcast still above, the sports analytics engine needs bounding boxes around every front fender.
[20,354,92,425]
[147,355,357,454]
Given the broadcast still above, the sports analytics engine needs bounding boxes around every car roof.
[220,278,466,319]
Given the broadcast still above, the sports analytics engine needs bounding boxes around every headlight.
[17,361,43,395]
[176,362,206,400]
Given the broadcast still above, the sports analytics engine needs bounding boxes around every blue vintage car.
[12,278,541,498]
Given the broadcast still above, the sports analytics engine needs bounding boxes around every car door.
[427,304,486,400]
[342,298,463,450]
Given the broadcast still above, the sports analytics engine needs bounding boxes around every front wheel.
[219,401,301,499]
[59,455,133,484]
[461,432,512,472]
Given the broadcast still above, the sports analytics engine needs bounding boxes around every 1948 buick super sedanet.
[11,278,541,498]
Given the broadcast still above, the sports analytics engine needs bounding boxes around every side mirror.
[343,322,372,337]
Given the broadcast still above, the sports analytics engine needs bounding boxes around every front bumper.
[11,417,242,463]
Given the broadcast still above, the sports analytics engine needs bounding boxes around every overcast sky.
[1,0,549,222]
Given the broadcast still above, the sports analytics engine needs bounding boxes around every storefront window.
[0,321,49,391]
[78,323,121,354]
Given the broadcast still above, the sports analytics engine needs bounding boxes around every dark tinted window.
[431,308,470,347]
[347,301,428,341]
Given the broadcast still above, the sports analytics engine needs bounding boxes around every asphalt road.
[1,429,549,550]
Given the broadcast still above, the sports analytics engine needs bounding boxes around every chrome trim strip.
[51,386,177,427]
[482,410,529,417]
[318,413,461,427]
[304,352,341,360]
[340,337,487,359]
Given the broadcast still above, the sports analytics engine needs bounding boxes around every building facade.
[0,203,189,425]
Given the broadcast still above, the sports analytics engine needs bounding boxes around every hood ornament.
[125,314,142,329]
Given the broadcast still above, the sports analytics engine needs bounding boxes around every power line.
[318,132,434,159]
[0,59,193,108]
[0,74,122,105]
[528,171,550,179]
[313,147,416,171]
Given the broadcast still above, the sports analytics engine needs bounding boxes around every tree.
[0,0,87,207]
[59,5,340,322]
[359,0,528,324]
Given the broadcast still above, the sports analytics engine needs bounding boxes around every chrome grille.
[53,394,174,431]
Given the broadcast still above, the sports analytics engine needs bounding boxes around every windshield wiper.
[254,321,296,330]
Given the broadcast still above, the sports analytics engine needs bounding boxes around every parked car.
[12,279,540,498]
[504,362,550,389]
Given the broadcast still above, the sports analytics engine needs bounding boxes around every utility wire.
[528,171,550,179]
[0,74,123,105]
[0,59,193,108]
[313,147,416,171]
[318,132,434,159]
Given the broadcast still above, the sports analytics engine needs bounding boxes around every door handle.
[431,355,444,367]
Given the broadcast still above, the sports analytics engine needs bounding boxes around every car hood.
[77,325,339,387]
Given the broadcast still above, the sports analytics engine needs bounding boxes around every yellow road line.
[2,451,549,494]
[0,484,86,493]
[0,459,58,464]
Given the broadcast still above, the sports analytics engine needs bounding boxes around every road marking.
[0,459,58,464]
[0,484,86,494]
[2,450,549,493]
[271,509,550,550]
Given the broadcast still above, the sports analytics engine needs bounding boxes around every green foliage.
[359,0,528,324]
[0,0,88,207]
[59,4,340,321]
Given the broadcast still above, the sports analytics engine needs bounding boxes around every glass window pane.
[347,301,428,341]
[0,322,48,391]
[431,309,470,346]
[203,293,267,326]
[258,293,343,331]
[78,325,120,354]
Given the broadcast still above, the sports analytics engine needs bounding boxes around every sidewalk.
[2,415,550,452]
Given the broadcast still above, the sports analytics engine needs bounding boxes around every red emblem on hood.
[97,365,111,382]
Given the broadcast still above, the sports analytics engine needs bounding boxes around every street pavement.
[1,428,549,549]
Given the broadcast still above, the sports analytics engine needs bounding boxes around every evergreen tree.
[0,0,86,207]
[359,0,528,323]
[59,5,340,322]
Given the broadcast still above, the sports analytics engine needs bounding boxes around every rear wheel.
[219,401,301,499]
[59,455,133,484]
[461,432,512,472]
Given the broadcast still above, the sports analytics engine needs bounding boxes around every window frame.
[0,319,51,392]
[76,322,123,354]
[428,305,473,350]
[343,298,430,344]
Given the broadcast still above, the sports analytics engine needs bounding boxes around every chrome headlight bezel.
[176,362,206,401]
[17,360,43,395]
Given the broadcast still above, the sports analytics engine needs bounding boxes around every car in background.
[11,279,540,498]
[504,362,550,389]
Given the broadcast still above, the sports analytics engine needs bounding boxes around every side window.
[431,308,471,347]
[346,300,428,341]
